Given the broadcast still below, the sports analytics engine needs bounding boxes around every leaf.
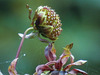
[55,59,63,71]
[18,32,37,39]
[70,54,74,63]
[63,43,73,56]
[45,42,56,61]
[68,68,88,75]
[55,43,73,71]
[36,64,53,75]
[35,61,56,75]
[64,43,73,50]
[62,43,74,65]
[38,37,50,43]
[8,58,18,75]
[73,60,87,65]
[64,60,87,71]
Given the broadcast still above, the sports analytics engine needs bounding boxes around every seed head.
[32,6,62,40]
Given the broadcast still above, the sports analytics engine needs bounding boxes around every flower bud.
[32,6,62,40]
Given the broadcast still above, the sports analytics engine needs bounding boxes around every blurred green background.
[0,0,100,75]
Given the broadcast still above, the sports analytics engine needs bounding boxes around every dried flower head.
[32,6,62,40]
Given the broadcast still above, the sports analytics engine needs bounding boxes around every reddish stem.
[15,27,33,58]
[15,32,26,58]
[14,27,33,68]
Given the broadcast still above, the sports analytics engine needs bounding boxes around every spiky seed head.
[32,6,62,40]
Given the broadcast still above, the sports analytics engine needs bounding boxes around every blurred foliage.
[0,0,100,75]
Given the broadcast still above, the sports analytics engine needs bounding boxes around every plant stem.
[15,27,33,58]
